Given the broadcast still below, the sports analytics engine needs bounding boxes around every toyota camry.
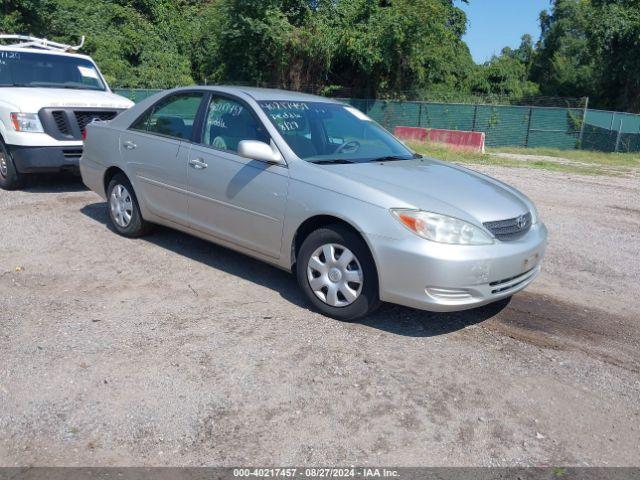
[80,87,547,321]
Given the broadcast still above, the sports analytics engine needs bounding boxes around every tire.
[296,224,380,321]
[106,173,152,238]
[0,140,25,191]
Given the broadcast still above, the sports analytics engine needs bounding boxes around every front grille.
[74,110,118,133]
[62,149,83,159]
[39,108,122,140]
[483,212,532,241]
[490,268,537,294]
[52,111,71,135]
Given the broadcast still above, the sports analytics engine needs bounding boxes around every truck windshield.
[0,51,106,91]
[258,101,415,163]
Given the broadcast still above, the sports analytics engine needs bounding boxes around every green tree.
[530,0,596,100]
[531,0,640,112]
[329,0,474,97]
[589,0,640,112]
[469,35,540,101]
[5,0,637,111]
[0,0,49,34]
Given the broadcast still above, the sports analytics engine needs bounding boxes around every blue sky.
[456,0,551,64]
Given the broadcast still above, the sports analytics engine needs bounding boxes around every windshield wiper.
[367,155,409,163]
[367,153,422,163]
[29,82,101,90]
[59,85,101,90]
[310,159,356,165]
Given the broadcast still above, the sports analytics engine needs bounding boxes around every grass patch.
[408,142,639,176]
[493,146,640,168]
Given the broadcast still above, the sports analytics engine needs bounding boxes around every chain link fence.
[114,88,640,153]
[582,109,640,153]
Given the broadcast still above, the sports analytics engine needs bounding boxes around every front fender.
[280,177,408,280]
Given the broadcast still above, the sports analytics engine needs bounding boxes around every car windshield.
[258,101,415,163]
[0,51,106,91]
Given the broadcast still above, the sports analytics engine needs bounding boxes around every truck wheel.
[0,140,25,190]
[106,173,153,238]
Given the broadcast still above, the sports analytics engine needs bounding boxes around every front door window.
[202,96,270,152]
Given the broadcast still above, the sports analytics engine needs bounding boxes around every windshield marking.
[258,100,414,163]
[262,101,310,111]
[0,51,20,60]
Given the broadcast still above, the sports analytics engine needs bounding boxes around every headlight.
[10,113,44,133]
[391,209,494,245]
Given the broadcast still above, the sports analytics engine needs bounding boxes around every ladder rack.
[0,34,85,52]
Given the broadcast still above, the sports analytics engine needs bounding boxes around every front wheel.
[0,141,25,190]
[106,174,152,238]
[296,224,380,321]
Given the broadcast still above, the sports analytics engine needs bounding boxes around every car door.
[121,91,205,225]
[186,94,289,259]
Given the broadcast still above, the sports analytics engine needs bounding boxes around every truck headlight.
[391,209,494,245]
[10,113,44,133]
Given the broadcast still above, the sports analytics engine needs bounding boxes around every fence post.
[524,107,533,147]
[418,103,423,127]
[615,119,624,153]
[577,96,589,150]
[472,104,478,132]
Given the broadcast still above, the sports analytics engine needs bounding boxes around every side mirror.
[238,140,285,165]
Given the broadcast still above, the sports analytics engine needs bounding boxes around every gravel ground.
[1,166,639,466]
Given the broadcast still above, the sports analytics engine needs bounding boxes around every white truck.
[0,35,134,189]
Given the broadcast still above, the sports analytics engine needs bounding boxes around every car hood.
[3,88,134,111]
[324,158,531,223]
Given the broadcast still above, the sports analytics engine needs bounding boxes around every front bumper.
[9,144,83,173]
[371,222,548,312]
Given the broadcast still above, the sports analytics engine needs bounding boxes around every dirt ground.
[1,165,639,467]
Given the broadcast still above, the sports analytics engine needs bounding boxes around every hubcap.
[109,184,133,228]
[307,243,363,308]
[0,152,7,178]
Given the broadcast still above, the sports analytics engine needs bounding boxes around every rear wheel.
[106,174,152,238]
[0,140,25,190]
[296,224,380,321]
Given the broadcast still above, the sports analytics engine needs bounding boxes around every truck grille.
[52,111,72,136]
[39,108,122,141]
[74,111,118,133]
[62,149,83,159]
[483,212,532,241]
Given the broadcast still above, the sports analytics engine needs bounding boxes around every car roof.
[174,86,343,104]
[0,45,94,62]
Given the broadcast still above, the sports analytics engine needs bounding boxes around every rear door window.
[131,92,204,140]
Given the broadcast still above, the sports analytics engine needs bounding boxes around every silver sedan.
[80,87,547,321]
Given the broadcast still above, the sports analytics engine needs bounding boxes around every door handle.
[123,140,137,150]
[189,158,208,169]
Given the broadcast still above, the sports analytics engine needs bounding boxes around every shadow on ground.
[21,173,87,193]
[80,201,510,338]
